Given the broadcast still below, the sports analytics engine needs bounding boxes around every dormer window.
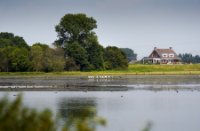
[169,54,174,57]
[162,53,168,57]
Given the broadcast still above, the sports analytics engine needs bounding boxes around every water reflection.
[1,88,200,131]
[58,97,106,131]
[0,75,200,91]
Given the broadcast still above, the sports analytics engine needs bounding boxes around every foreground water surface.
[0,75,200,131]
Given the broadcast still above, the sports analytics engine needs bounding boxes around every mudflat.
[0,75,200,91]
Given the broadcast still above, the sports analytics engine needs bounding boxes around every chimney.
[169,47,172,50]
[154,47,157,50]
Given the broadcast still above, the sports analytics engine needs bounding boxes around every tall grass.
[128,64,200,72]
[0,64,200,76]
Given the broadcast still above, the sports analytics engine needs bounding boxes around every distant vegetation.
[0,35,65,72]
[1,14,199,73]
[128,64,200,72]
[54,13,128,71]
[179,53,200,64]
[0,64,200,76]
[0,32,29,49]
[120,48,137,62]
[0,14,130,72]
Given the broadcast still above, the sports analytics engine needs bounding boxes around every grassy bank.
[128,64,200,72]
[0,64,200,76]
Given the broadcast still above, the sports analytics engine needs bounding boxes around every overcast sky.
[0,0,200,58]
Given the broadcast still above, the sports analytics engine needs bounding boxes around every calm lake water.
[0,75,200,131]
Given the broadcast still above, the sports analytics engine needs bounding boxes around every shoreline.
[0,85,128,91]
[0,84,199,92]
[0,71,200,77]
[0,75,199,91]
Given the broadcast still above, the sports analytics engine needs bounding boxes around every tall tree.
[54,13,104,71]
[0,32,29,49]
[54,13,97,47]
[9,47,30,71]
[179,53,200,63]
[86,34,104,70]
[65,42,89,71]
[0,47,10,72]
[30,45,44,71]
[30,43,65,72]
[46,47,65,72]
[0,46,30,72]
[104,46,128,70]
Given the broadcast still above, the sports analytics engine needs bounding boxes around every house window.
[169,54,174,57]
[162,53,168,57]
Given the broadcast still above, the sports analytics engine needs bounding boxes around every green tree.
[46,47,65,72]
[0,38,12,48]
[30,43,65,72]
[104,46,128,70]
[86,34,104,70]
[54,13,97,46]
[0,32,30,72]
[30,45,44,71]
[66,42,89,71]
[9,47,30,71]
[0,46,30,72]
[0,32,29,49]
[31,43,51,72]
[54,13,104,71]
[65,57,80,71]
[120,48,137,61]
[179,53,200,64]
[0,47,10,72]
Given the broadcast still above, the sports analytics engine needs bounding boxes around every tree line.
[120,48,137,62]
[0,40,65,72]
[179,53,200,64]
[0,14,134,72]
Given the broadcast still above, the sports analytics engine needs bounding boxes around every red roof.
[149,47,181,60]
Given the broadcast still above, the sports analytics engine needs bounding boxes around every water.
[0,90,200,131]
[0,75,200,131]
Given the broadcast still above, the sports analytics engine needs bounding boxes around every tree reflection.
[0,94,154,131]
[58,97,106,131]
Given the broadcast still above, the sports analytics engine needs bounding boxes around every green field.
[0,64,200,76]
[128,64,200,72]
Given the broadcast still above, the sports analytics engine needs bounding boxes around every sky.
[0,0,200,59]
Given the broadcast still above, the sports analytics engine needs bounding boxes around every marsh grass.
[128,64,200,72]
[0,64,200,76]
